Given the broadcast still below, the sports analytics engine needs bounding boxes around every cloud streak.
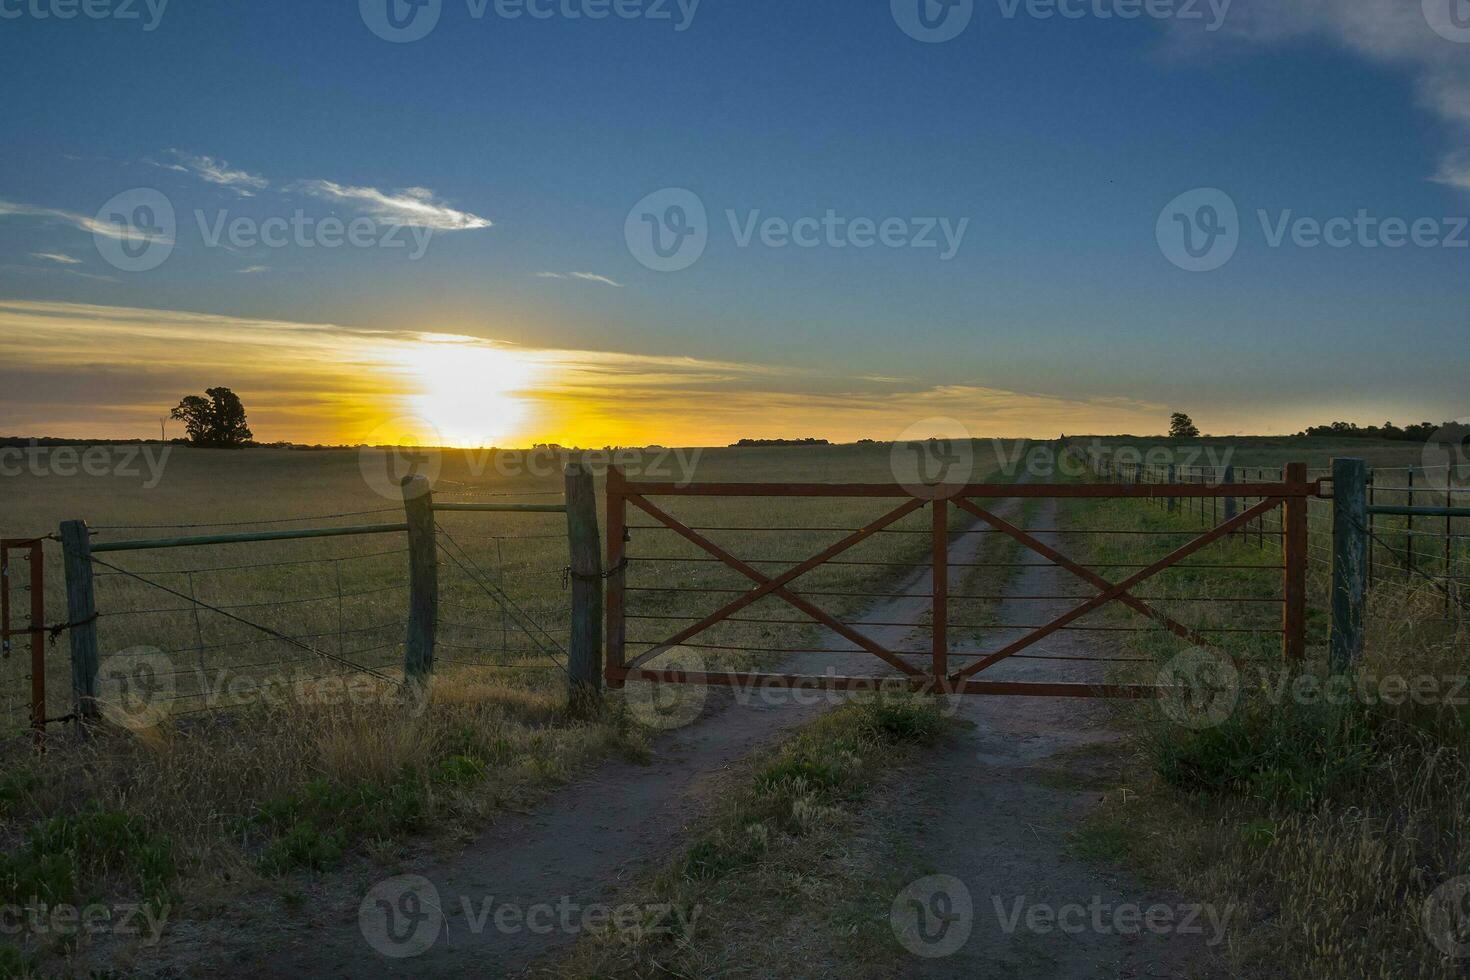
[161,151,269,196]
[295,181,492,230]
[537,271,624,287]
[0,198,172,244]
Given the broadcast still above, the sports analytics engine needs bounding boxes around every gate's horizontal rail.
[628,524,1280,536]
[624,585,1284,602]
[608,666,1163,700]
[626,614,1278,633]
[620,481,1322,498]
[626,556,1284,570]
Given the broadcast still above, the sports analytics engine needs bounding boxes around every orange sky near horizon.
[0,300,1389,447]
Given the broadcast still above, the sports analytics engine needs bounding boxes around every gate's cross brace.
[626,493,927,677]
[950,495,1283,682]
[953,499,1211,647]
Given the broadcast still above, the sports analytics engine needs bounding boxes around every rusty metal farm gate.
[603,465,1321,698]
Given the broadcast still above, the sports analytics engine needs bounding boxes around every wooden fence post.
[1330,458,1368,672]
[564,463,603,712]
[1167,464,1177,513]
[1282,462,1309,662]
[932,499,948,686]
[1223,465,1237,523]
[605,466,627,689]
[401,475,437,685]
[59,520,100,725]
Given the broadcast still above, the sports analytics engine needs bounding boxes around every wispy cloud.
[295,181,492,230]
[537,271,624,288]
[1167,2,1470,190]
[0,198,173,244]
[32,252,81,265]
[160,150,269,196]
[61,269,120,284]
[0,301,1170,445]
[236,265,270,274]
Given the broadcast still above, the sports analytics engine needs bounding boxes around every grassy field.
[0,440,1011,974]
[1052,486,1469,979]
[3,435,1465,975]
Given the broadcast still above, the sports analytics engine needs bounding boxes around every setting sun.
[387,334,543,447]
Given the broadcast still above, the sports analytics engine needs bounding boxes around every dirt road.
[202,498,1223,978]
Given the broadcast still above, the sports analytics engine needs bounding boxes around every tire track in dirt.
[179,496,1224,978]
[183,506,980,979]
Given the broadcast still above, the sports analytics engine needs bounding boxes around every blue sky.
[1,0,1468,443]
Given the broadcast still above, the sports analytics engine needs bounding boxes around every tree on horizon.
[1169,413,1201,439]
[170,387,254,448]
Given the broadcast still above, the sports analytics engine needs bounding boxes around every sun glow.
[390,335,543,447]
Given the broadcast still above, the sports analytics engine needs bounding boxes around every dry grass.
[1058,493,1470,980]
[536,693,950,980]
[0,441,1012,973]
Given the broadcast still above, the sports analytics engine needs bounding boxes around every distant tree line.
[731,438,832,447]
[1297,420,1464,442]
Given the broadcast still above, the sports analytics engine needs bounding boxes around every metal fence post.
[1330,458,1368,672]
[401,475,438,685]
[564,463,603,712]
[59,520,100,725]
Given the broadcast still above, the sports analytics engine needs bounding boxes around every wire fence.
[1,500,573,737]
[1116,460,1470,619]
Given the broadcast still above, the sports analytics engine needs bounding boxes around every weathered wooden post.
[605,466,627,689]
[1167,464,1177,514]
[401,475,438,686]
[1283,462,1309,663]
[1223,464,1237,523]
[1330,458,1368,672]
[59,520,100,725]
[564,463,603,713]
[1406,467,1415,581]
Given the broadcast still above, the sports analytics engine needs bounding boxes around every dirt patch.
[149,498,1227,978]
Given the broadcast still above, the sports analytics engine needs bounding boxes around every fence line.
[3,470,602,743]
